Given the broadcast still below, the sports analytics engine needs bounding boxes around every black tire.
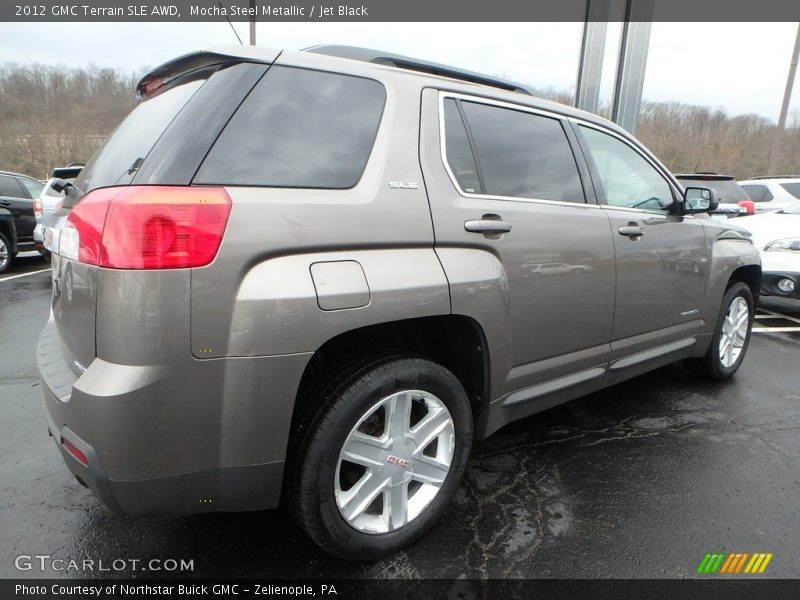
[685,282,754,380]
[0,231,12,274]
[289,355,472,560]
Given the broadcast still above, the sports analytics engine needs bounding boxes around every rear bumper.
[42,401,284,515]
[37,321,309,516]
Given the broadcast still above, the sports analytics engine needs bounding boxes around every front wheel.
[290,356,472,560]
[0,232,12,274]
[685,282,755,380]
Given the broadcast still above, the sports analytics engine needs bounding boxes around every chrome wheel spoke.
[341,431,387,468]
[410,455,449,487]
[386,483,409,530]
[385,391,413,438]
[410,407,450,452]
[339,471,389,521]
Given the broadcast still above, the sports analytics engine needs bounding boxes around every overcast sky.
[2,21,798,122]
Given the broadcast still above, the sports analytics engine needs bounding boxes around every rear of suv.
[675,173,752,219]
[38,46,761,559]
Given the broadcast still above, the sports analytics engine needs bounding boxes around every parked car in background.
[38,45,761,560]
[739,177,800,214]
[0,170,44,271]
[675,174,751,220]
[34,164,84,256]
[735,202,800,299]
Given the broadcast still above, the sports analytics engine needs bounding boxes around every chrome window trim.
[437,91,601,210]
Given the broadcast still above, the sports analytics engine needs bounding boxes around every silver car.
[38,46,761,559]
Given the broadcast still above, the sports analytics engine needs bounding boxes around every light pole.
[767,23,800,176]
[250,0,256,45]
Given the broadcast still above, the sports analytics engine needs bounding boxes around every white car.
[735,202,800,299]
[33,164,83,255]
[738,177,800,214]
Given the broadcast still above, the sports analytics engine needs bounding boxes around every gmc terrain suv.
[38,46,761,559]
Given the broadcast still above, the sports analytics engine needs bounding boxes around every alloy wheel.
[334,390,455,534]
[718,296,749,368]
[0,238,8,271]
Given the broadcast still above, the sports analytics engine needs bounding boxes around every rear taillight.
[737,200,755,215]
[60,186,232,269]
[33,198,42,219]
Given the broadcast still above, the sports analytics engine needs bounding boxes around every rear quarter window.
[75,78,205,192]
[195,66,386,189]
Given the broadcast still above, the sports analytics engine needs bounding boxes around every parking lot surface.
[1,268,798,579]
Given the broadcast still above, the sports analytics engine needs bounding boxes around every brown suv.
[37,45,761,559]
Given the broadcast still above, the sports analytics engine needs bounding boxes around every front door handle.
[465,216,512,234]
[618,223,644,239]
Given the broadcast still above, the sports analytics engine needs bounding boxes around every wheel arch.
[288,314,491,444]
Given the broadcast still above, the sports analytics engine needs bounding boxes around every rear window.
[195,66,386,189]
[741,184,774,202]
[75,78,205,192]
[677,178,746,202]
[780,182,800,200]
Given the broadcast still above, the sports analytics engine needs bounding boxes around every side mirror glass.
[683,187,718,213]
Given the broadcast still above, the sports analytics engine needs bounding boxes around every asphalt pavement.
[1,263,798,579]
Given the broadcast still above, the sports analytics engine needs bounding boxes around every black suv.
[0,170,44,272]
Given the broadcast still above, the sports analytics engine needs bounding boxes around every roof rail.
[749,175,800,180]
[304,45,534,96]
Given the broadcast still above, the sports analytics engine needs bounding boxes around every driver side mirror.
[683,187,718,214]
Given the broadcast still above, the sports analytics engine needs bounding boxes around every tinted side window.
[742,184,774,202]
[196,67,386,189]
[459,101,585,203]
[580,126,673,211]
[442,99,482,194]
[0,175,25,198]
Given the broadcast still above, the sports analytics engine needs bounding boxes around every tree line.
[1,64,798,180]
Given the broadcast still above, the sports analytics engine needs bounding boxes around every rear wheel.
[685,282,754,380]
[0,232,12,274]
[290,356,472,559]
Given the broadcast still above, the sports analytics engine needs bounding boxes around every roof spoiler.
[136,48,280,100]
[305,45,534,96]
[52,166,83,179]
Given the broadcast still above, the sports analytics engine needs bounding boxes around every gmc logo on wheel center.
[387,455,412,468]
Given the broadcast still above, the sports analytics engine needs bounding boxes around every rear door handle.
[618,223,644,239]
[465,216,512,234]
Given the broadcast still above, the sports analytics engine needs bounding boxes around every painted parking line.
[0,268,51,283]
[752,326,800,333]
[756,307,800,325]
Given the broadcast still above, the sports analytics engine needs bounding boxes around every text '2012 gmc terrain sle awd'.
[37,45,761,560]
